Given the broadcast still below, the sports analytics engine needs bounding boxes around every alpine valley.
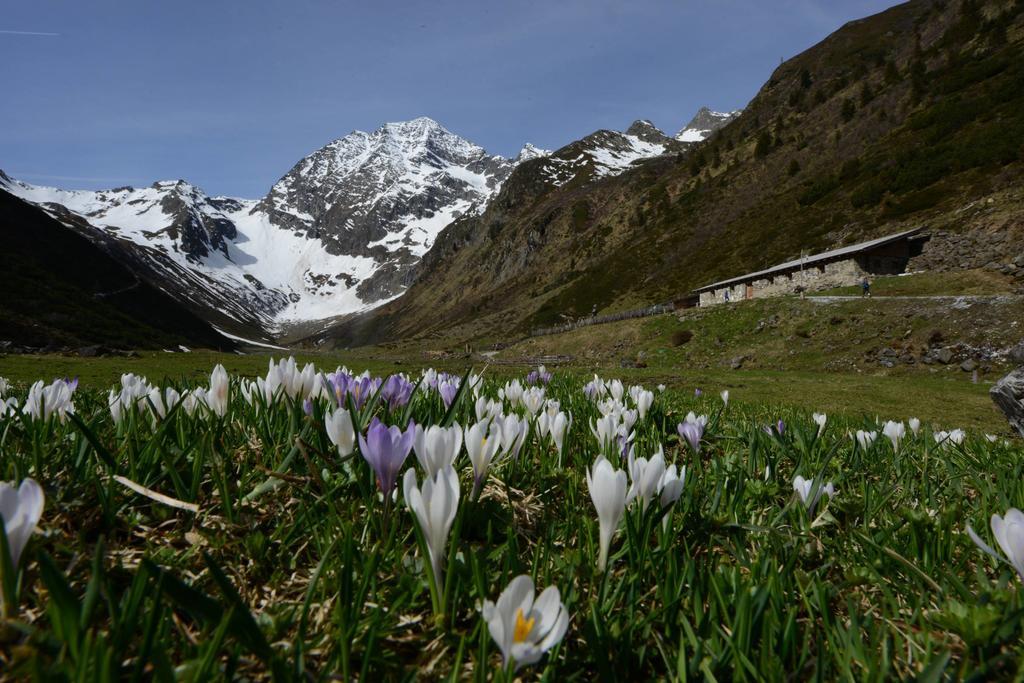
[3,0,1023,354]
[0,110,734,348]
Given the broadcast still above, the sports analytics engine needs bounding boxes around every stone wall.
[909,228,1024,281]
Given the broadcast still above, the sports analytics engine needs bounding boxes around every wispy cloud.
[0,30,60,36]
[10,172,142,184]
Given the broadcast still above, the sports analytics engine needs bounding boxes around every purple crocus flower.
[439,380,460,409]
[63,377,79,392]
[776,419,786,435]
[358,417,415,496]
[302,398,313,416]
[694,388,702,397]
[326,371,352,406]
[381,374,414,411]
[677,421,704,454]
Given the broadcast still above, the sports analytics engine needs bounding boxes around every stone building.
[693,228,927,306]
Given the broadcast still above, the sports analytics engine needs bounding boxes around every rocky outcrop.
[991,368,1024,438]
[909,227,1024,282]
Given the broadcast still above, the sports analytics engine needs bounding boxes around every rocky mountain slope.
[0,188,235,351]
[319,0,1024,349]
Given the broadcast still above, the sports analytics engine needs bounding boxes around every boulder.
[730,355,747,370]
[991,369,1024,438]
[934,347,954,364]
[960,359,978,372]
[1009,341,1024,366]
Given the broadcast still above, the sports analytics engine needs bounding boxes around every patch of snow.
[211,326,289,350]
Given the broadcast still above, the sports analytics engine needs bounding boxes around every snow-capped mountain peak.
[674,106,741,143]
[2,117,531,334]
[514,143,551,163]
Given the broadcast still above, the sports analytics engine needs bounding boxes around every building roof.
[691,228,923,293]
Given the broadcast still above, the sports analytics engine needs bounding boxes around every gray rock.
[1010,341,1024,366]
[730,355,747,370]
[991,369,1024,438]
[961,359,978,372]
[935,348,954,364]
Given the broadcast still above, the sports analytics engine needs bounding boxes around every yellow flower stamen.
[513,608,535,644]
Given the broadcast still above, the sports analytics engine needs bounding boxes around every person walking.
[861,278,871,297]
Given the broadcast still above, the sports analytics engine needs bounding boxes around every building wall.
[695,238,924,307]
[698,257,868,306]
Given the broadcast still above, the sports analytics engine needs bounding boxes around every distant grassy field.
[0,349,1013,434]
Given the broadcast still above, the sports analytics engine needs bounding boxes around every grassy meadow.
[0,357,1022,679]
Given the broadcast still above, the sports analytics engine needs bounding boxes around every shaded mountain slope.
[321,0,1024,348]
[0,190,235,351]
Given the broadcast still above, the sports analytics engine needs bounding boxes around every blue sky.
[1,0,901,198]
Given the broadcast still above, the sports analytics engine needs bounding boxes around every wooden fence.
[530,303,674,338]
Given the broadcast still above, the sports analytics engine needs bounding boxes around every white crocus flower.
[475,396,502,422]
[812,412,827,436]
[608,379,625,402]
[503,380,524,407]
[934,429,966,448]
[497,414,530,460]
[635,390,654,421]
[483,574,569,671]
[882,420,905,451]
[466,419,502,497]
[854,430,878,450]
[0,397,15,421]
[551,412,571,467]
[403,466,460,595]
[625,447,666,511]
[207,364,230,417]
[619,409,638,437]
[0,478,45,570]
[590,414,618,451]
[521,388,546,416]
[968,508,1024,580]
[721,390,729,407]
[587,458,628,572]
[182,388,207,416]
[145,387,180,420]
[22,379,76,422]
[908,417,921,436]
[413,423,463,477]
[792,475,835,509]
[659,464,686,508]
[0,377,8,397]
[537,411,552,440]
[325,407,356,457]
[683,411,708,427]
[657,384,666,393]
[108,389,124,424]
